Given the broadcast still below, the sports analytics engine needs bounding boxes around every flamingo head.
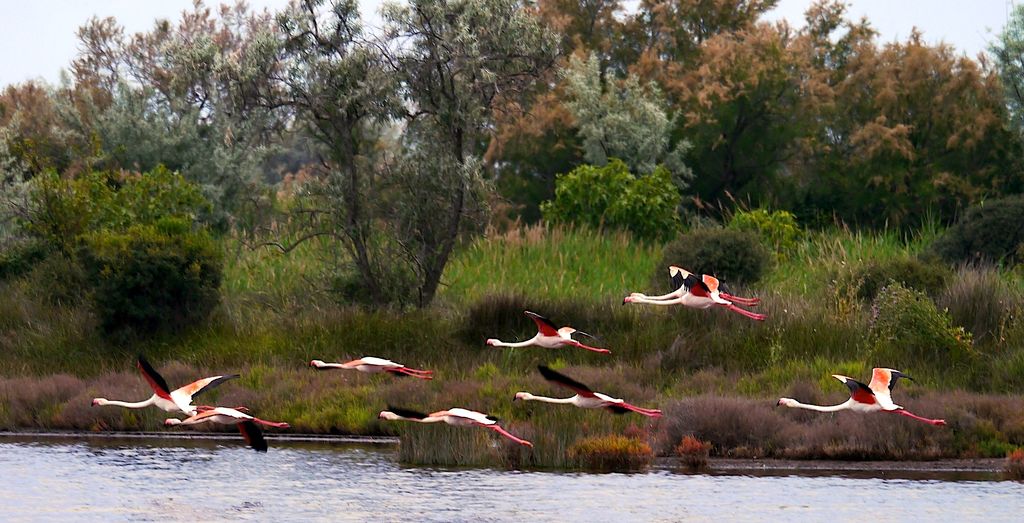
[485,339,500,347]
[378,410,401,421]
[91,398,106,407]
[309,359,325,368]
[622,296,635,304]
[776,398,798,408]
[163,418,184,426]
[513,392,531,401]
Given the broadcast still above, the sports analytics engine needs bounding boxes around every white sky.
[0,0,1014,87]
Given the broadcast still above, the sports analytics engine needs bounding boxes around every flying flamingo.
[514,365,662,417]
[310,357,433,379]
[777,368,946,426]
[91,355,238,416]
[378,406,534,447]
[486,311,610,354]
[623,266,766,321]
[164,407,290,452]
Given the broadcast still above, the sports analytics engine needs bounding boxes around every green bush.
[0,241,48,281]
[937,267,1022,345]
[657,228,770,285]
[840,256,953,301]
[930,195,1024,266]
[869,283,974,369]
[728,208,801,256]
[81,218,223,333]
[541,159,681,241]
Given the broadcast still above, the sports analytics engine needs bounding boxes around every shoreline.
[0,430,1006,474]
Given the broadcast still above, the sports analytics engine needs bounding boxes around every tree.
[560,53,691,184]
[992,3,1024,134]
[269,0,557,307]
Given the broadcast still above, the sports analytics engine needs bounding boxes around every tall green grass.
[441,224,662,304]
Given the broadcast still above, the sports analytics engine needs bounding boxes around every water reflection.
[1,438,1021,522]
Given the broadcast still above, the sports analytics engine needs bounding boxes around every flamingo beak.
[775,399,783,407]
[91,399,100,407]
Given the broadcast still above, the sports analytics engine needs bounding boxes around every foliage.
[80,219,222,333]
[728,208,801,255]
[930,196,1024,266]
[1006,448,1024,480]
[0,241,48,281]
[567,434,653,471]
[991,3,1024,134]
[657,227,770,285]
[541,160,681,241]
[937,267,1023,345]
[840,256,952,302]
[675,435,712,470]
[869,283,974,371]
[560,53,692,184]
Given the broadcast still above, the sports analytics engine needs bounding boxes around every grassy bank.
[2,224,1024,467]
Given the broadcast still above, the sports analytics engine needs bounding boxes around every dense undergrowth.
[2,223,1024,467]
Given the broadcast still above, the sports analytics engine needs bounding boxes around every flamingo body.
[486,311,610,354]
[92,355,238,415]
[310,357,433,379]
[165,407,290,451]
[514,366,662,417]
[379,406,533,447]
[778,369,945,425]
[624,266,765,321]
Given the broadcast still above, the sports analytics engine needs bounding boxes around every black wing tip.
[239,421,268,452]
[537,365,592,393]
[386,405,428,420]
[136,354,171,395]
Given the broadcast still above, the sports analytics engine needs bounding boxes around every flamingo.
[310,357,433,379]
[91,355,238,416]
[378,406,533,447]
[486,311,610,354]
[514,365,662,417]
[164,407,290,452]
[777,368,946,426]
[623,266,766,321]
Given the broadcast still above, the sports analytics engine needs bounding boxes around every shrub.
[0,240,48,281]
[1006,448,1024,480]
[567,434,653,471]
[81,218,223,333]
[937,267,1022,344]
[930,195,1024,266]
[728,208,801,256]
[840,256,953,302]
[657,228,770,285]
[869,283,974,369]
[541,159,681,241]
[675,435,711,470]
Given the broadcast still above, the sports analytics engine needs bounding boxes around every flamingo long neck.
[628,295,683,306]
[316,362,348,370]
[634,289,684,301]
[522,393,577,404]
[493,335,539,348]
[786,399,852,413]
[102,396,157,409]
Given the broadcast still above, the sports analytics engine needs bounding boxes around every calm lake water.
[1,437,1021,522]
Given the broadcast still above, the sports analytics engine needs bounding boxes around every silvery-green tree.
[992,3,1024,134]
[560,53,692,186]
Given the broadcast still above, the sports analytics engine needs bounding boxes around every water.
[1,438,1022,522]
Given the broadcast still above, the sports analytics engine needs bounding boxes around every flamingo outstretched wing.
[387,405,429,420]
[175,374,240,400]
[538,365,598,398]
[136,355,173,400]
[832,375,878,405]
[237,420,269,452]
[525,311,560,337]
